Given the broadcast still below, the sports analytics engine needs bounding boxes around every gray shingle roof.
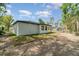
[12,20,51,26]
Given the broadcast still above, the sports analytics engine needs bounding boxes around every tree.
[38,18,45,24]
[2,15,14,31]
[0,3,6,17]
[0,3,6,35]
[61,3,79,33]
[0,3,6,25]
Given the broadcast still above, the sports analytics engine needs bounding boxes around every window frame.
[41,25,44,31]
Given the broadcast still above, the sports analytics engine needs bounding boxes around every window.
[41,26,44,30]
[45,26,47,30]
[47,26,50,30]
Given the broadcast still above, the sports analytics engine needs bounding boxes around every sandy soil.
[58,33,79,42]
[0,33,79,56]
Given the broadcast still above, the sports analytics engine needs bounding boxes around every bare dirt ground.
[0,32,79,56]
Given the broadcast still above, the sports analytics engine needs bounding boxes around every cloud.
[47,3,62,10]
[6,5,12,8]
[54,3,62,7]
[46,5,52,11]
[46,5,52,8]
[19,10,32,16]
[53,3,62,9]
[6,9,12,15]
[36,11,51,17]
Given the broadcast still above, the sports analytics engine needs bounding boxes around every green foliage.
[0,25,5,35]
[38,18,45,24]
[61,3,79,33]
[0,4,14,34]
[2,15,14,31]
[0,30,5,35]
[0,3,6,17]
[0,3,6,25]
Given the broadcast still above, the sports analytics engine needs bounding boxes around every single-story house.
[12,20,52,36]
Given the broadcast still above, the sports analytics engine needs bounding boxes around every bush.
[0,30,5,35]
[0,26,5,35]
[6,32,16,36]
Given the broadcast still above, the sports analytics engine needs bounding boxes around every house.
[12,20,52,36]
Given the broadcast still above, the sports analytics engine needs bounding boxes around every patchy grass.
[5,32,16,36]
[9,32,56,46]
[31,34,49,39]
[31,32,57,39]
[0,32,57,47]
[11,36,35,46]
[0,32,64,56]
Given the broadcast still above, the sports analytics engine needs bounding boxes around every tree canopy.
[0,3,14,33]
[0,3,6,24]
[38,18,45,24]
[61,3,79,32]
[2,15,13,31]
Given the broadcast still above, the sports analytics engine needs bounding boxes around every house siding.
[12,22,52,36]
[17,22,39,35]
[12,23,18,34]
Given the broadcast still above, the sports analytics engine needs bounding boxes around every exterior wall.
[13,22,52,36]
[17,22,40,35]
[12,23,18,34]
[12,23,20,36]
[39,25,52,33]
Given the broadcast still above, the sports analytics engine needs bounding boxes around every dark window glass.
[41,26,44,30]
[45,26,47,30]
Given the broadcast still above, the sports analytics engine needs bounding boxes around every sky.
[6,3,62,23]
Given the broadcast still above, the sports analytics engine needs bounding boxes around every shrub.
[0,30,5,35]
[0,26,5,35]
[6,32,16,36]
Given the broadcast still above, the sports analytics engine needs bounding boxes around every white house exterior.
[12,20,52,36]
